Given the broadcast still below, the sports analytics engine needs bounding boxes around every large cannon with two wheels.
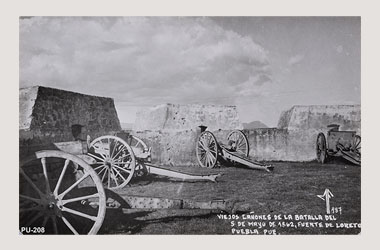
[87,134,220,190]
[19,133,221,235]
[19,146,107,235]
[195,129,274,172]
[316,124,361,165]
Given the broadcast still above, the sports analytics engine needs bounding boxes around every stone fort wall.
[19,86,360,164]
[19,86,121,157]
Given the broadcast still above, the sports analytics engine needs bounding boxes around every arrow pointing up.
[317,189,334,214]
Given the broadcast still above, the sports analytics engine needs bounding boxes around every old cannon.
[316,124,361,165]
[19,133,220,234]
[19,143,107,235]
[195,128,273,172]
[87,133,221,190]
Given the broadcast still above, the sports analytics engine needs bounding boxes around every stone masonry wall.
[133,103,243,131]
[132,104,361,165]
[19,86,121,157]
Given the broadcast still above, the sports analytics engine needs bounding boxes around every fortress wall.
[132,105,361,165]
[19,86,121,157]
[133,103,243,132]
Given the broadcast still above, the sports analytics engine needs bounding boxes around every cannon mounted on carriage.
[316,124,361,165]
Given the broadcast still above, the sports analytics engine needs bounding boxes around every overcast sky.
[19,16,360,126]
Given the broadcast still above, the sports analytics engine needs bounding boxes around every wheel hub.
[104,157,114,168]
[48,203,55,210]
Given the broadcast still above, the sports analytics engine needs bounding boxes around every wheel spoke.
[58,173,90,199]
[52,216,58,234]
[208,152,216,162]
[205,154,210,167]
[96,165,107,176]
[62,193,99,205]
[198,140,207,151]
[92,144,108,159]
[19,194,43,204]
[101,168,108,182]
[107,168,111,188]
[109,168,118,187]
[200,153,207,166]
[134,140,141,148]
[93,164,106,171]
[42,216,49,227]
[112,154,130,162]
[62,206,97,221]
[197,144,205,153]
[201,136,208,147]
[61,216,79,235]
[19,206,41,213]
[108,137,111,156]
[53,159,70,196]
[110,139,118,159]
[19,168,44,198]
[41,157,52,194]
[111,145,127,160]
[237,139,246,149]
[88,153,105,162]
[112,167,126,181]
[112,164,132,174]
[25,211,44,227]
[236,149,245,155]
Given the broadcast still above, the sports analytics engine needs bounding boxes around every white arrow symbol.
[317,189,334,214]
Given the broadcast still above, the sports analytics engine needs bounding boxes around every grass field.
[99,160,361,235]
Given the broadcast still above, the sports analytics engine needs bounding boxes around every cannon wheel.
[88,136,136,190]
[353,135,361,156]
[316,133,327,163]
[126,135,149,159]
[196,131,219,168]
[227,130,249,157]
[19,150,106,235]
[125,135,150,177]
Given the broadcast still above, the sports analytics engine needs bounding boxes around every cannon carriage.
[19,132,221,234]
[316,124,361,165]
[195,128,274,172]
[19,124,276,234]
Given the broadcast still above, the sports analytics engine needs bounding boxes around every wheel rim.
[125,135,149,176]
[196,131,218,168]
[226,130,249,157]
[353,135,361,156]
[316,133,326,163]
[88,136,136,190]
[19,150,106,235]
[126,135,149,159]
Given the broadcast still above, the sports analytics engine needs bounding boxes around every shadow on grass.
[99,188,223,234]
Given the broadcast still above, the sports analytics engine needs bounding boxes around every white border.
[2,0,379,249]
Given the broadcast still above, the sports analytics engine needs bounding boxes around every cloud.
[20,17,272,106]
[288,54,304,66]
[336,45,343,54]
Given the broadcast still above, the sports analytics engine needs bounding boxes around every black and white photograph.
[18,16,361,235]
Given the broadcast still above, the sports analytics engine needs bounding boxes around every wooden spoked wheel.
[316,133,327,164]
[353,135,361,156]
[19,150,106,235]
[226,130,249,157]
[125,135,149,160]
[88,136,136,190]
[125,135,150,177]
[196,131,219,168]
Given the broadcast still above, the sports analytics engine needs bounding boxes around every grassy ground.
[99,160,360,235]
